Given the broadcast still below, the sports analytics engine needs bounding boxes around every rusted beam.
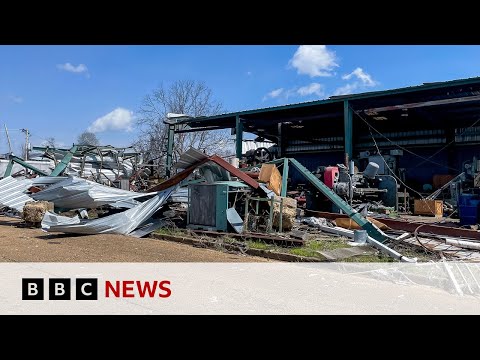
[305,209,480,240]
[209,155,260,189]
[147,158,210,192]
[148,154,260,192]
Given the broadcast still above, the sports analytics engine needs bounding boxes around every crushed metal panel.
[129,219,167,238]
[41,187,175,235]
[199,163,231,182]
[173,147,208,169]
[0,176,34,212]
[32,176,157,210]
[227,207,244,233]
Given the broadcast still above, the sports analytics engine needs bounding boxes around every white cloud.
[87,108,134,133]
[263,83,326,101]
[8,95,23,103]
[263,88,284,101]
[297,83,324,97]
[57,62,89,77]
[289,45,338,77]
[333,67,378,96]
[342,67,376,86]
[332,83,359,96]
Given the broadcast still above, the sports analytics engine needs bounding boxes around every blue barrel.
[459,194,480,225]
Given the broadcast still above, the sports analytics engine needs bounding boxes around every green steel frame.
[3,156,49,177]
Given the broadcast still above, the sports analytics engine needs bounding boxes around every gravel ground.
[0,216,269,262]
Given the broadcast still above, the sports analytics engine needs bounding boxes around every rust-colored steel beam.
[148,154,260,192]
[209,155,259,189]
[147,158,210,192]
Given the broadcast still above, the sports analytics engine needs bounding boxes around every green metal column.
[235,115,243,159]
[166,125,174,178]
[4,159,14,177]
[289,158,387,243]
[281,157,289,197]
[344,100,353,163]
[50,145,78,176]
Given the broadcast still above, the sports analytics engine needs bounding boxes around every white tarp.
[41,187,175,235]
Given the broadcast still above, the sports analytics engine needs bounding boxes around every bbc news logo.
[22,278,171,300]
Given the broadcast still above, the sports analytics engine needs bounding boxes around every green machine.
[187,183,229,231]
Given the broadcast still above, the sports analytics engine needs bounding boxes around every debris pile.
[2,146,480,263]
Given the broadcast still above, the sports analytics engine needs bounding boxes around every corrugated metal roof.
[173,147,208,169]
[0,176,34,212]
[179,76,480,124]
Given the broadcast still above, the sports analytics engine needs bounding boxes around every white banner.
[1,262,480,314]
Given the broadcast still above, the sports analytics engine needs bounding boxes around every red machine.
[323,166,339,188]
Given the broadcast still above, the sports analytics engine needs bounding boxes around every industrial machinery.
[308,161,398,211]
[244,147,274,166]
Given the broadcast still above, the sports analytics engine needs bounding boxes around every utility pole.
[21,128,29,160]
[4,124,12,154]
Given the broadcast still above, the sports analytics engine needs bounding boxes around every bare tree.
[133,80,232,175]
[41,137,57,148]
[77,131,100,146]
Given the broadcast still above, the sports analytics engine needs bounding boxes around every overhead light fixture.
[401,109,409,117]
[291,125,304,128]
[373,116,388,121]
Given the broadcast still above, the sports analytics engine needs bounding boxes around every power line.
[353,109,460,172]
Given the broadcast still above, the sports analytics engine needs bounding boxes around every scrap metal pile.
[2,146,480,263]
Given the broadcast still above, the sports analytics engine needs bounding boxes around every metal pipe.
[445,239,480,250]
[304,219,416,262]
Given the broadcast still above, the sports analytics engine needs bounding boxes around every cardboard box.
[414,199,443,217]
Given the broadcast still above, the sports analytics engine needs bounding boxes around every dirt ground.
[0,216,268,262]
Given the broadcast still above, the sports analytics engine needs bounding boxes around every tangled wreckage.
[4,78,480,265]
[2,143,480,264]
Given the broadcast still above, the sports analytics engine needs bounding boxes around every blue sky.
[1,45,480,153]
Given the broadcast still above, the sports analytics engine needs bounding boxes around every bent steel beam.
[288,158,388,243]
[50,145,78,176]
[4,156,49,177]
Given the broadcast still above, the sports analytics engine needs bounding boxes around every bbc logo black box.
[76,278,98,300]
[21,278,98,300]
[22,278,44,300]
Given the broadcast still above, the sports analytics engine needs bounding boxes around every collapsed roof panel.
[41,186,175,235]
[31,176,157,209]
[0,176,34,212]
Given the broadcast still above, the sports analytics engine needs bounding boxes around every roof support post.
[235,115,243,159]
[344,100,353,165]
[281,157,289,197]
[166,125,174,178]
[277,122,283,158]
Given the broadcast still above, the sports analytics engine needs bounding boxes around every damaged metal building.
[166,77,480,214]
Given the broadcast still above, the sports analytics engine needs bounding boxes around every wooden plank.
[258,164,282,196]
